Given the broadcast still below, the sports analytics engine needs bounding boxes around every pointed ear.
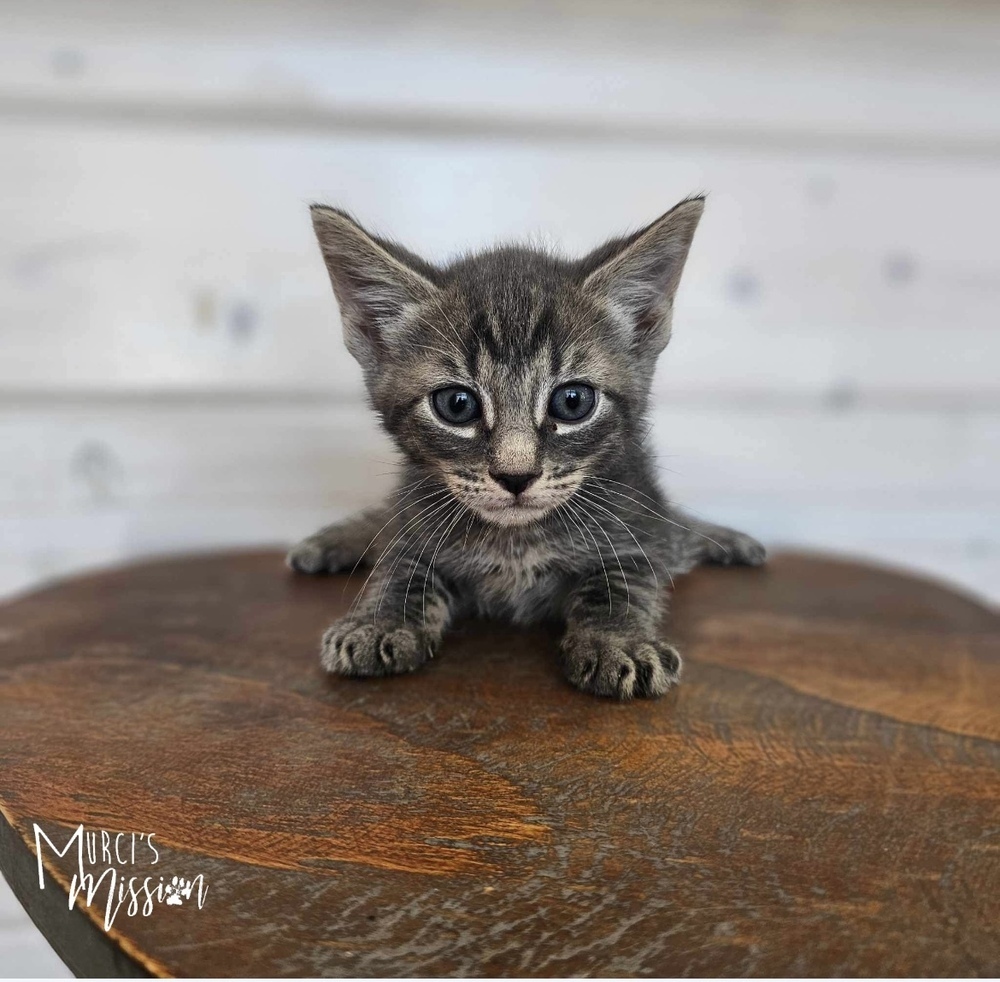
[310,205,438,371]
[580,196,704,356]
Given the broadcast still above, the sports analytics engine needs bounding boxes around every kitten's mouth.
[443,474,563,526]
[475,499,552,526]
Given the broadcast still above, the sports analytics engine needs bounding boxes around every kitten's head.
[311,198,703,527]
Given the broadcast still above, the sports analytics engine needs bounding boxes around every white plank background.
[1,0,999,975]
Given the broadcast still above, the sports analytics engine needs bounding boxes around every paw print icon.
[164,876,194,906]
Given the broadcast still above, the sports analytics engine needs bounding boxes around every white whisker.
[571,494,630,616]
[563,497,613,616]
[401,501,463,626]
[370,496,457,622]
[422,503,467,629]
[586,477,731,555]
[575,486,659,590]
[348,492,452,620]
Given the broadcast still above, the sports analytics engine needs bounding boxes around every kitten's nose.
[490,471,540,496]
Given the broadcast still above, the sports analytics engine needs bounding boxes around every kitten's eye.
[431,387,481,425]
[549,383,596,422]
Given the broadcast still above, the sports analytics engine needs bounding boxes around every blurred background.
[1,0,998,973]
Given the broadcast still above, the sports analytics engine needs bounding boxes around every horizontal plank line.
[2,498,996,519]
[1,93,999,162]
[2,387,999,414]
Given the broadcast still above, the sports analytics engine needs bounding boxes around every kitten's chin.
[472,502,551,527]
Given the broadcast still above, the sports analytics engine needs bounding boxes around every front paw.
[287,535,359,575]
[703,528,766,567]
[320,619,433,677]
[560,630,682,700]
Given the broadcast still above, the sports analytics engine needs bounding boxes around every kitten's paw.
[560,630,682,700]
[702,528,766,567]
[287,535,360,575]
[320,620,433,677]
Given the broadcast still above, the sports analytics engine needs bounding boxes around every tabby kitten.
[288,197,765,699]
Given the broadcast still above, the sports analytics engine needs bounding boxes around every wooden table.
[1,550,998,977]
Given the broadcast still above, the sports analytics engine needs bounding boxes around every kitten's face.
[311,200,704,527]
[380,279,635,526]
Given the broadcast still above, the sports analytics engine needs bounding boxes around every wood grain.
[0,550,998,976]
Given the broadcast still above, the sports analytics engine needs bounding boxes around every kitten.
[288,197,765,699]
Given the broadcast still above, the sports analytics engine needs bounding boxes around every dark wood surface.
[1,550,998,978]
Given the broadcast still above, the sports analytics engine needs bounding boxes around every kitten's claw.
[287,536,359,575]
[560,630,681,700]
[701,528,767,567]
[320,620,433,677]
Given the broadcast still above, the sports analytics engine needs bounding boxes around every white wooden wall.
[2,0,998,619]
[1,1,999,973]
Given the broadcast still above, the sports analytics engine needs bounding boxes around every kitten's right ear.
[310,205,438,372]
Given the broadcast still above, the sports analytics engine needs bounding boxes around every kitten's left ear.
[580,196,705,356]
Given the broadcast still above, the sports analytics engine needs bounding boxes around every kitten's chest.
[455,539,567,623]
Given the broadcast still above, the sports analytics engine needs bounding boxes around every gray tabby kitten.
[289,197,765,699]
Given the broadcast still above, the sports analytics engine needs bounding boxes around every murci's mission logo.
[33,824,208,931]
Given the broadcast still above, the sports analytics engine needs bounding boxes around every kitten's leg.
[286,504,390,574]
[320,561,460,678]
[559,567,681,700]
[668,507,767,568]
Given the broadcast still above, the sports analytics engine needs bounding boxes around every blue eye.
[549,383,596,422]
[432,387,481,425]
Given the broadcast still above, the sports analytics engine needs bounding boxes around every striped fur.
[289,198,765,699]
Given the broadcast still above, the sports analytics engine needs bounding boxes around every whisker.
[371,497,457,625]
[348,492,453,620]
[424,309,468,356]
[563,497,613,616]
[586,478,731,555]
[407,341,461,361]
[550,505,582,555]
[422,502,467,629]
[387,475,433,497]
[336,482,446,605]
[372,496,452,616]
[572,494,629,616]
[347,486,447,571]
[575,486,659,591]
[402,502,463,626]
[583,489,678,588]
